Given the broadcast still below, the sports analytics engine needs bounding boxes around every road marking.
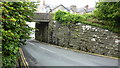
[48,44,119,59]
[29,42,35,46]
[19,48,29,68]
[29,42,56,53]
[39,46,56,53]
[28,41,119,59]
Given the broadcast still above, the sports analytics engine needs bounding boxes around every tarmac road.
[22,39,119,68]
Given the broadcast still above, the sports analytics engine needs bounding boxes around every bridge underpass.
[33,13,52,43]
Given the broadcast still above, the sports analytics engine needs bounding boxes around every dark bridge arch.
[33,13,52,42]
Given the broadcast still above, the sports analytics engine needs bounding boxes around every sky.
[36,0,98,8]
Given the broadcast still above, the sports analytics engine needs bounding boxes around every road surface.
[22,39,119,68]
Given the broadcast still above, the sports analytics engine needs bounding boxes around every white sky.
[38,0,98,8]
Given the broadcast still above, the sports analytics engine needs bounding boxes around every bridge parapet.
[33,13,52,22]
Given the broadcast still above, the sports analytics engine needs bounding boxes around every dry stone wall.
[48,21,120,57]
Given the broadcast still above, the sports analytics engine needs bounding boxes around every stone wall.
[48,21,120,57]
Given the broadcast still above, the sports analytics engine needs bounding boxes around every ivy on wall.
[0,2,36,67]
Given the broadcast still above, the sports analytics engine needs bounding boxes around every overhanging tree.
[94,1,120,26]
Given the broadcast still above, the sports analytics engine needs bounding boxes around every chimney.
[85,5,89,10]
[70,5,77,13]
[43,0,45,5]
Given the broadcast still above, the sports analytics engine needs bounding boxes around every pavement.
[21,39,119,68]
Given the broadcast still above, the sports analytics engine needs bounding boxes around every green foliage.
[94,2,120,26]
[83,13,94,19]
[53,10,120,33]
[1,2,36,67]
[54,10,84,25]
[2,54,19,67]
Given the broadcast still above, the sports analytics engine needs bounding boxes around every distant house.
[35,5,51,13]
[44,5,52,13]
[35,0,52,13]
[49,4,70,13]
[70,5,77,13]
[86,8,95,13]
[69,5,95,14]
[35,1,94,14]
[75,8,94,14]
[76,5,95,14]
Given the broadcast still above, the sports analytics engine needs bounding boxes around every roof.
[76,7,95,13]
[50,4,70,12]
[85,8,95,13]
[76,7,85,13]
